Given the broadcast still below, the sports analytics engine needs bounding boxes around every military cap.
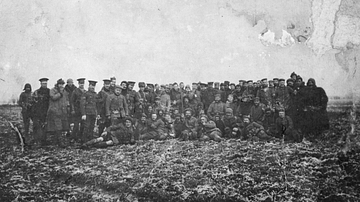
[57,78,65,85]
[128,81,136,85]
[296,76,303,81]
[200,83,206,86]
[220,83,224,86]
[115,85,122,89]
[286,78,294,83]
[268,80,274,83]
[141,113,147,118]
[173,82,178,86]
[261,78,267,81]
[265,107,272,112]
[235,84,240,88]
[290,72,297,78]
[160,84,166,88]
[184,108,193,113]
[279,78,285,82]
[103,79,111,84]
[124,117,133,124]
[110,76,116,81]
[214,82,220,85]
[88,80,97,86]
[192,82,198,85]
[39,78,49,82]
[77,78,86,84]
[225,108,233,114]
[239,80,245,83]
[67,78,73,83]
[138,82,145,87]
[224,81,230,85]
[147,83,154,88]
[208,82,214,85]
[247,80,253,83]
[121,81,128,85]
[278,107,285,112]
[273,78,279,81]
[230,83,235,86]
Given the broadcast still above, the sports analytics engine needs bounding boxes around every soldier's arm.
[18,93,25,108]
[105,96,111,116]
[80,94,86,116]
[50,88,62,101]
[123,96,129,116]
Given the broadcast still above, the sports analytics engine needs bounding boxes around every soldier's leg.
[72,115,80,141]
[86,115,96,142]
[22,112,31,136]
[209,131,222,142]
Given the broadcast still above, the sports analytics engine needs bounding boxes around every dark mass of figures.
[18,72,329,148]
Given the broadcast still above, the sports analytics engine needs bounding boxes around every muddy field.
[0,105,359,201]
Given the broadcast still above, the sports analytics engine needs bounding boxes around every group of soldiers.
[18,72,329,148]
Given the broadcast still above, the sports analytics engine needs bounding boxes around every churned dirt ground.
[0,105,359,202]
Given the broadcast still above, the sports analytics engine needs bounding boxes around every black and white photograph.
[0,0,359,201]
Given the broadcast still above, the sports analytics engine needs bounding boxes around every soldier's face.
[180,83,184,89]
[226,112,232,118]
[200,117,207,124]
[227,95,233,102]
[287,81,294,87]
[215,96,221,102]
[173,84,179,90]
[78,83,84,89]
[151,114,157,120]
[115,88,121,95]
[279,81,285,87]
[192,84,197,90]
[140,86,145,91]
[148,106,153,111]
[111,80,116,85]
[121,83,127,89]
[40,82,47,88]
[230,85,235,90]
[128,84,134,90]
[243,118,250,124]
[141,117,146,122]
[125,120,132,127]
[58,84,65,89]
[67,81,73,86]
[89,85,95,91]
[184,98,189,103]
[279,111,285,118]
[185,111,191,118]
[239,82,243,86]
[296,80,302,85]
[248,82,253,87]
[274,80,279,85]
[269,82,274,87]
[254,100,260,106]
[104,83,110,89]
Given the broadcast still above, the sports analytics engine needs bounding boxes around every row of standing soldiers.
[18,72,329,146]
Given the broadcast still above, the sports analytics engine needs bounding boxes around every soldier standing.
[97,79,113,135]
[46,79,70,147]
[146,83,156,106]
[70,78,86,142]
[18,83,34,137]
[80,80,98,143]
[127,81,139,117]
[32,78,50,145]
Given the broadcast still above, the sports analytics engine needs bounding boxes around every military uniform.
[126,81,139,117]
[106,87,128,125]
[97,79,113,135]
[18,84,34,137]
[70,78,86,141]
[32,78,50,144]
[80,80,98,142]
[207,99,226,120]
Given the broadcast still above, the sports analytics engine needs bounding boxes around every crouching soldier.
[198,115,222,142]
[275,109,301,142]
[140,113,167,140]
[179,108,198,141]
[81,117,135,148]
[106,85,128,125]
[241,115,274,141]
[222,108,242,138]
